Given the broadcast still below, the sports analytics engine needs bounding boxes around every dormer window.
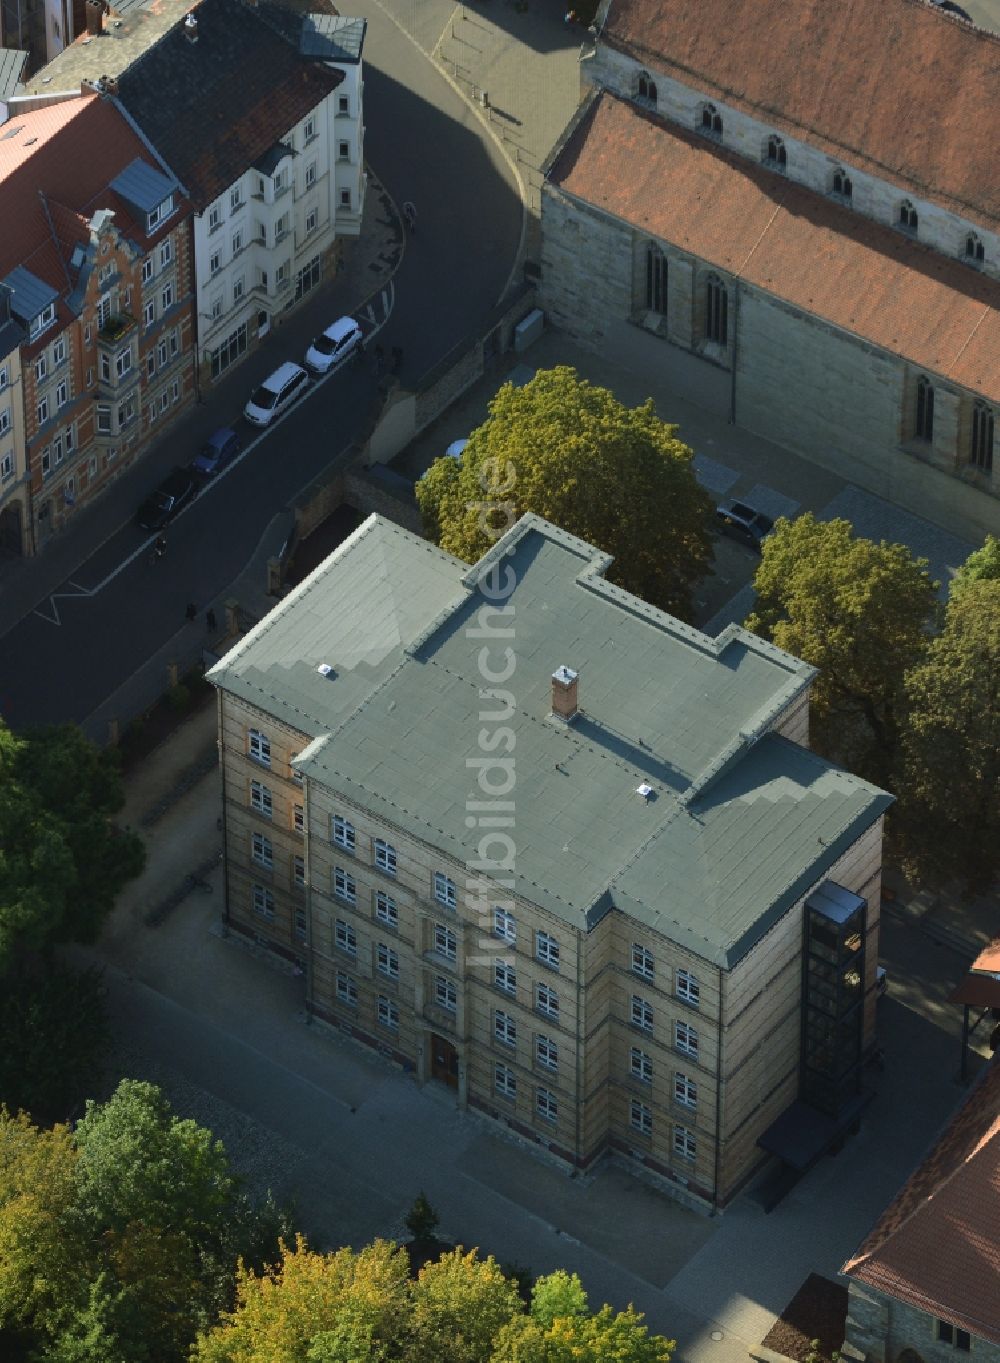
[831,168,853,201]
[897,200,918,233]
[765,135,786,169]
[965,232,985,265]
[636,71,657,104]
[700,103,723,138]
[29,302,56,340]
[146,194,174,233]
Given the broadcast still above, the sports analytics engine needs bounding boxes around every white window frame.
[375,891,398,928]
[248,729,271,766]
[332,814,355,851]
[252,883,275,919]
[674,1072,698,1109]
[676,968,700,1007]
[373,838,397,876]
[435,975,457,1013]
[141,256,154,284]
[631,995,654,1032]
[147,194,174,232]
[434,923,457,962]
[495,961,516,996]
[675,1019,699,1059]
[434,872,457,909]
[52,336,66,366]
[335,918,357,956]
[230,184,244,213]
[333,867,357,905]
[30,303,56,339]
[494,907,516,943]
[293,803,304,834]
[249,780,272,817]
[535,1034,558,1071]
[630,1047,653,1084]
[673,1124,697,1161]
[536,982,559,1020]
[143,300,156,329]
[293,855,306,888]
[536,1087,558,1124]
[630,1099,653,1136]
[376,941,399,979]
[303,115,316,141]
[159,238,173,268]
[494,1009,516,1046]
[536,931,560,970]
[494,1064,516,1099]
[336,971,357,1006]
[55,380,68,409]
[251,831,273,868]
[161,282,174,311]
[631,944,655,980]
[377,995,399,1030]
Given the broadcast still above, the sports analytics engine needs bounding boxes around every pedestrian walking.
[185,602,197,623]
[391,345,403,373]
[402,200,417,233]
[206,607,217,633]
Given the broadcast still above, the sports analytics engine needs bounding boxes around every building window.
[673,1124,697,1161]
[495,1064,516,1099]
[273,168,287,195]
[494,1009,516,1046]
[332,814,355,851]
[249,780,272,817]
[305,160,317,188]
[338,95,349,114]
[161,282,174,311]
[65,424,75,454]
[337,140,349,162]
[631,944,654,980]
[676,969,700,1007]
[434,975,457,1013]
[675,1019,699,1058]
[0,452,12,482]
[631,995,654,1032]
[141,256,154,284]
[536,1087,558,1124]
[898,199,918,232]
[100,353,111,384]
[915,376,935,442]
[674,1072,698,1109]
[965,233,985,264]
[293,855,305,888]
[336,971,357,1006]
[765,134,786,168]
[831,167,853,200]
[159,238,173,268]
[143,300,156,329]
[293,804,304,834]
[210,295,223,321]
[434,872,457,909]
[252,884,275,919]
[630,1099,653,1136]
[30,303,56,339]
[375,891,398,928]
[645,244,666,314]
[335,919,357,956]
[434,923,457,962]
[0,364,7,391]
[210,250,221,277]
[0,406,8,436]
[700,103,723,137]
[96,294,113,330]
[937,1323,971,1351]
[52,434,63,466]
[536,982,559,1019]
[158,338,168,368]
[41,448,51,477]
[231,227,244,256]
[37,398,49,426]
[636,70,657,103]
[248,729,270,765]
[494,907,516,943]
[147,194,174,232]
[377,995,399,1030]
[96,405,111,433]
[495,961,517,995]
[35,354,47,383]
[230,184,244,213]
[55,381,67,410]
[171,379,179,404]
[971,402,995,472]
[251,831,273,868]
[536,1034,558,1071]
[706,274,728,345]
[233,275,245,303]
[208,203,222,232]
[52,336,66,366]
[303,115,316,141]
[536,931,560,970]
[630,1047,653,1084]
[373,839,397,876]
[340,189,352,209]
[305,208,318,236]
[334,868,357,905]
[376,942,399,979]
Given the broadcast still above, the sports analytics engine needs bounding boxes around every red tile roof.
[843,1058,1000,1345]
[600,0,1000,232]
[547,92,1000,402]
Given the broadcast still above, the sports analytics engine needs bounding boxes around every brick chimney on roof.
[551,665,579,722]
[84,0,104,37]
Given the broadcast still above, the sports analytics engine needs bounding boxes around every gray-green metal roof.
[210,514,891,967]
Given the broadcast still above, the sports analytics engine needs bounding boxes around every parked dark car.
[136,467,195,531]
[715,498,775,551]
[191,426,241,478]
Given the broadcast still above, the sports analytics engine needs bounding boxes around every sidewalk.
[0,173,401,641]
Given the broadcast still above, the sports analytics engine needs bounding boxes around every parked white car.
[244,362,309,426]
[305,317,364,374]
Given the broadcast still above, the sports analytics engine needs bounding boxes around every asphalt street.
[0,0,522,730]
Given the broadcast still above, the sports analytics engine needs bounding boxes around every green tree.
[746,513,938,781]
[404,1191,439,1242]
[530,1271,587,1328]
[192,1236,412,1363]
[0,964,108,1124]
[895,579,1000,890]
[950,533,1000,597]
[0,721,144,968]
[416,366,713,619]
[409,1248,525,1363]
[491,1299,674,1363]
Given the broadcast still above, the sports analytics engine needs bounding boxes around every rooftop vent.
[183,12,198,41]
[636,782,654,801]
[316,663,334,677]
[551,665,578,722]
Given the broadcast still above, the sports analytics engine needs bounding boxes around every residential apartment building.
[541,0,1000,534]
[0,93,194,554]
[842,1057,1000,1363]
[25,0,367,388]
[209,513,891,1211]
[0,286,26,553]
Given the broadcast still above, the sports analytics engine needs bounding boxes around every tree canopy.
[894,579,1000,891]
[415,366,713,619]
[745,513,938,783]
[0,721,144,969]
[950,533,1000,597]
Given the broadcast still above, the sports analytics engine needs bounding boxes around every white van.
[244,362,309,426]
